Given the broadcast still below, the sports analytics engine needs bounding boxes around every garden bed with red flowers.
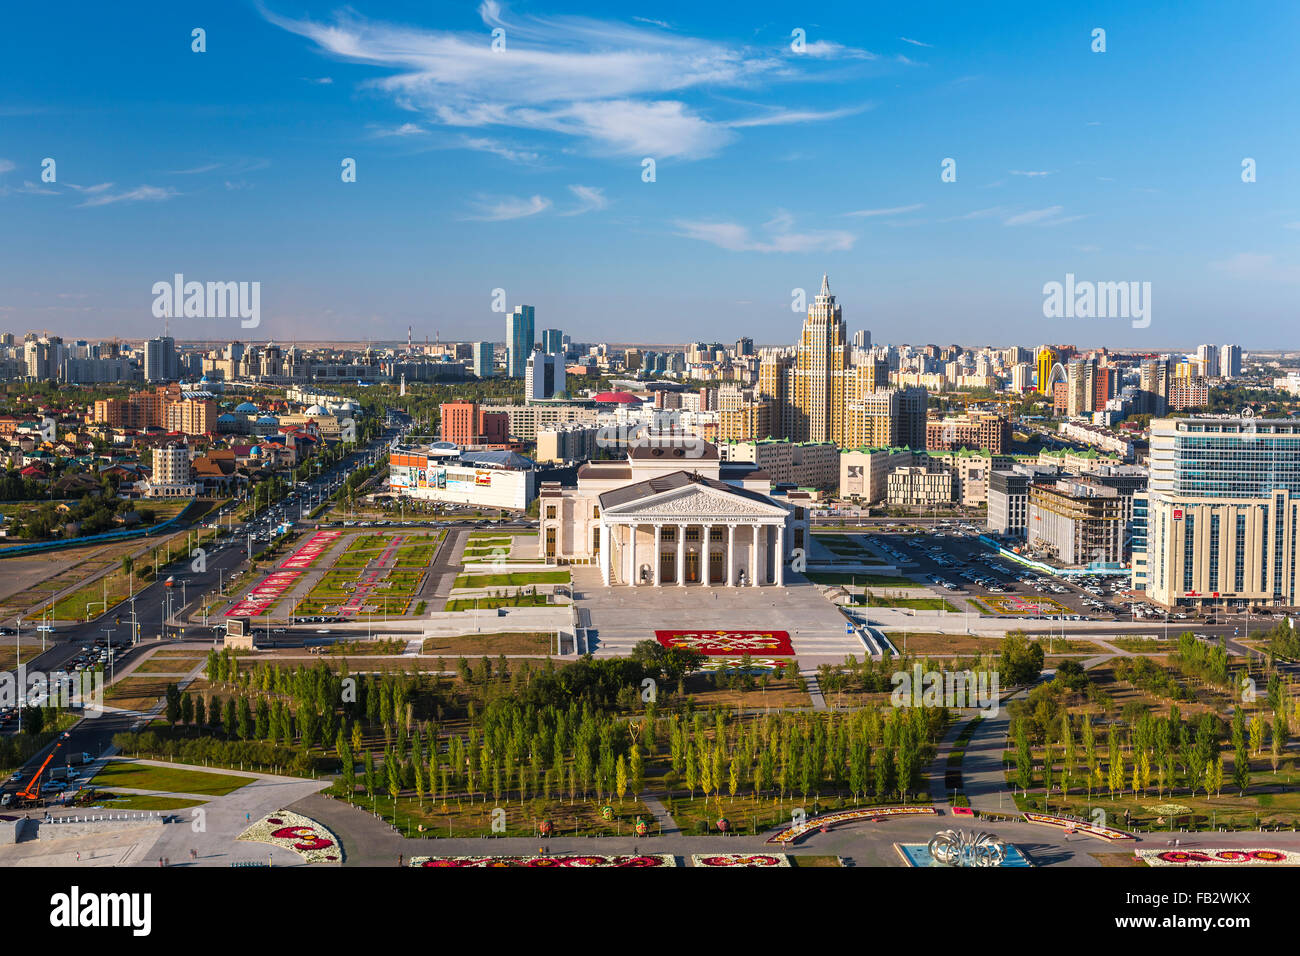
[409,854,677,867]
[767,806,938,844]
[655,629,794,655]
[237,809,343,863]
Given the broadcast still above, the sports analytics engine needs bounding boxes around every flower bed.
[409,854,677,867]
[655,629,794,656]
[1138,848,1298,867]
[767,806,937,845]
[1022,812,1134,841]
[237,809,343,863]
[280,530,344,570]
[691,854,791,867]
[226,570,302,617]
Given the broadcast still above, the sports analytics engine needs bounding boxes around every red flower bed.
[655,629,794,655]
[411,854,675,868]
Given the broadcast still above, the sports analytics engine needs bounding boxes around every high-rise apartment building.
[541,328,564,354]
[144,336,178,382]
[524,349,566,402]
[1140,417,1300,608]
[1219,343,1242,379]
[471,341,494,379]
[505,305,535,378]
[1036,346,1057,395]
[790,275,849,443]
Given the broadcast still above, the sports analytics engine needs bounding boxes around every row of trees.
[1012,702,1292,802]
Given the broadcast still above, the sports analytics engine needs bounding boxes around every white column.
[726,525,736,586]
[702,524,712,587]
[653,523,662,587]
[629,523,638,586]
[750,523,759,586]
[775,524,785,587]
[599,522,610,585]
[676,524,687,586]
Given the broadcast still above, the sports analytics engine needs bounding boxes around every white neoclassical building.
[538,440,809,587]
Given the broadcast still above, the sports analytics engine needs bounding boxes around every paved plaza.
[573,565,869,666]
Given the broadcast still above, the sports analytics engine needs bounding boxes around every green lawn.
[859,595,960,613]
[444,594,553,612]
[92,760,255,797]
[805,572,925,587]
[93,793,207,811]
[453,571,570,588]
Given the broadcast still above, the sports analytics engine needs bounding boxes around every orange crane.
[16,737,66,804]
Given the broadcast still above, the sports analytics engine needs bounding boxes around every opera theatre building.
[538,438,810,587]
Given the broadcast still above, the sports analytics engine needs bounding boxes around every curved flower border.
[237,809,343,864]
[408,854,677,868]
[1138,848,1298,867]
[1022,812,1134,841]
[691,854,791,867]
[767,806,937,845]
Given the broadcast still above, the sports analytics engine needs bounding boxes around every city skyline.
[2,1,1299,345]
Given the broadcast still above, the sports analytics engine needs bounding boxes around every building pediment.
[602,480,787,520]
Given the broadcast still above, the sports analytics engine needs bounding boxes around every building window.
[545,527,556,557]
[545,505,556,519]
[592,527,600,553]
[685,527,700,541]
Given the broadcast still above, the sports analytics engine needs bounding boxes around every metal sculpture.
[927,828,1008,867]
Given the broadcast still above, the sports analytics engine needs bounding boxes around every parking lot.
[862,523,1134,622]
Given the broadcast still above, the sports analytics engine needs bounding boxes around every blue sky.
[2,0,1298,349]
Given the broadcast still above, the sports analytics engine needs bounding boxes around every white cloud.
[844,202,923,218]
[560,185,607,216]
[1009,169,1053,177]
[724,104,871,129]
[0,159,15,174]
[675,213,855,253]
[899,36,932,48]
[76,185,178,208]
[462,194,551,221]
[263,2,862,160]
[939,206,1004,222]
[798,40,877,60]
[1003,205,1084,226]
[461,136,540,164]
[373,122,427,137]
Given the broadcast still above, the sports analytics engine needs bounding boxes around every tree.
[1232,743,1250,795]
[1014,718,1033,794]
[999,631,1045,685]
[164,683,182,725]
[615,754,628,803]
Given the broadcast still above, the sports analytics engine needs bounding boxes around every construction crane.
[16,735,67,805]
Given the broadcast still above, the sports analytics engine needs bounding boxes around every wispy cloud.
[462,193,551,221]
[0,159,15,175]
[724,104,871,128]
[263,2,869,160]
[939,206,1005,222]
[899,36,932,48]
[1009,169,1053,177]
[798,39,877,60]
[560,184,607,216]
[1003,205,1084,226]
[461,136,540,164]
[844,202,923,218]
[372,122,427,137]
[675,211,854,253]
[304,76,334,84]
[75,185,178,208]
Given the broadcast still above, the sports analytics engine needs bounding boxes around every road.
[0,420,403,805]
